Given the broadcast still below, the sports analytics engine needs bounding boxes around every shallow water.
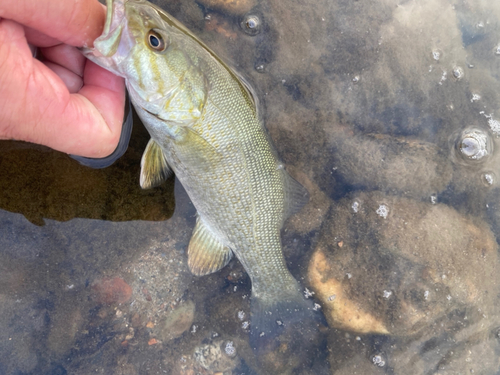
[1,0,500,373]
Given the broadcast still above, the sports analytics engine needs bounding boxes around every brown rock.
[308,191,500,336]
[91,277,133,305]
[326,128,453,199]
[157,300,196,342]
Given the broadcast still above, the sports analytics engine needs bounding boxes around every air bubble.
[432,49,442,61]
[455,128,493,164]
[372,355,386,367]
[452,66,464,80]
[481,172,496,187]
[376,204,389,219]
[237,310,245,321]
[241,14,261,36]
[471,93,481,102]
[255,64,265,73]
[352,75,360,83]
[496,45,500,55]
[352,201,360,213]
[224,341,236,357]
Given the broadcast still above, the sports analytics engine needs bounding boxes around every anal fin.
[282,171,309,221]
[140,138,172,189]
[188,216,233,276]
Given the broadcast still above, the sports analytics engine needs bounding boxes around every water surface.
[1,0,500,373]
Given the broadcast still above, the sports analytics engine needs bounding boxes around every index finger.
[0,0,105,47]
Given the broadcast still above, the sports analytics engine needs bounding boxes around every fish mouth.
[94,0,126,58]
[81,0,136,74]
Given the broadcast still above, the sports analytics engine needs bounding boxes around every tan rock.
[158,300,195,341]
[309,250,389,334]
[308,191,500,336]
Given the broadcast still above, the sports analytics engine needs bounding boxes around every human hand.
[0,0,126,158]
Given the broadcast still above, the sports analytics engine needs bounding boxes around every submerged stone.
[308,191,500,336]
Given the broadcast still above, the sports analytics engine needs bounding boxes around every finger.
[41,44,86,77]
[24,25,60,47]
[0,0,106,47]
[0,19,126,158]
[29,59,126,158]
[44,62,83,94]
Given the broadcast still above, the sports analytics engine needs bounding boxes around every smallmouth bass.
[84,0,316,344]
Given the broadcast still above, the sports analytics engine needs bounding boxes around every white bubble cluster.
[484,173,494,185]
[224,341,236,357]
[352,201,360,213]
[488,118,500,135]
[452,66,464,80]
[237,310,245,321]
[432,49,441,61]
[304,288,315,299]
[471,93,481,102]
[376,204,389,219]
[482,172,495,187]
[372,355,386,367]
[383,290,392,299]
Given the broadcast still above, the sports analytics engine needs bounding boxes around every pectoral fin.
[140,138,172,189]
[174,127,222,170]
[188,216,232,276]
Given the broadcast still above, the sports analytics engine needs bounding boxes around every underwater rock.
[193,339,240,374]
[330,354,387,375]
[157,300,196,342]
[91,277,133,305]
[308,191,499,336]
[326,127,453,199]
[47,301,84,357]
[389,321,500,375]
[197,0,256,16]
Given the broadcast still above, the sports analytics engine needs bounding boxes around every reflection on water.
[1,0,500,373]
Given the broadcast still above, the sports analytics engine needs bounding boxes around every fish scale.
[83,0,317,343]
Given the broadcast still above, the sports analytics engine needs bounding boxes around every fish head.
[83,0,207,123]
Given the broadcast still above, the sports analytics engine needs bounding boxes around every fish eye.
[147,30,167,52]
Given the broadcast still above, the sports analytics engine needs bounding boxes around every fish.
[83,0,317,344]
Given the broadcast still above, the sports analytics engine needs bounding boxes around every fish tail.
[249,284,322,352]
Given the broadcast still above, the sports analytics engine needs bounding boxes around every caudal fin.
[249,287,323,352]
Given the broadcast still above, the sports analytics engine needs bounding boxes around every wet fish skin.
[83,0,315,341]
